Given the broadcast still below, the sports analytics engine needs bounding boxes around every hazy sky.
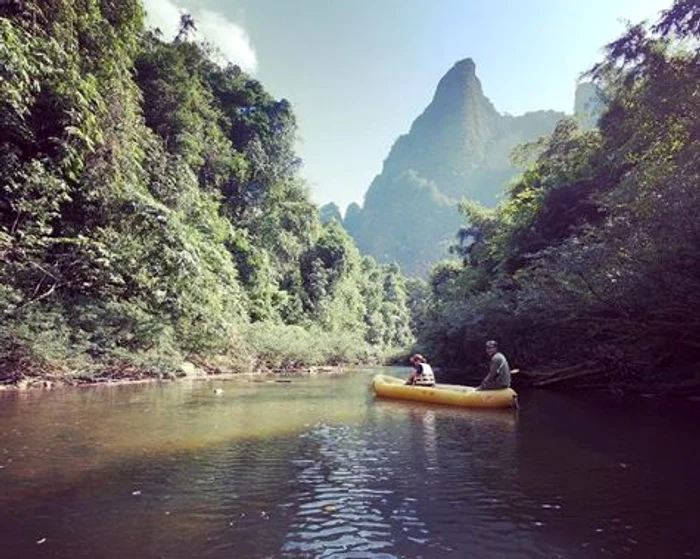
[143,0,671,211]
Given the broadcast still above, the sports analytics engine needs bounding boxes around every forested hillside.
[416,0,700,394]
[0,0,412,385]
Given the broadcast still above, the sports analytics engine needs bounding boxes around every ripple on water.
[281,422,439,558]
[2,374,700,559]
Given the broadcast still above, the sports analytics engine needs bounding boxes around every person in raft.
[477,340,511,390]
[405,354,436,386]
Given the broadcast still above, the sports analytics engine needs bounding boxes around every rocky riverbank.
[0,358,348,391]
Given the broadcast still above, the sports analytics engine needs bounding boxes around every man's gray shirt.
[479,352,511,390]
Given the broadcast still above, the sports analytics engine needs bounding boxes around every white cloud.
[195,9,258,72]
[142,0,258,73]
[142,0,181,40]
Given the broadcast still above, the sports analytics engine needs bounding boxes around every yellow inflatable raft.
[371,374,518,409]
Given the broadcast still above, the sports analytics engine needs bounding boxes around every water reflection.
[1,371,699,558]
[0,377,370,500]
[282,423,399,557]
[279,399,522,558]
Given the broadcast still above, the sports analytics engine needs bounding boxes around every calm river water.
[1,368,699,558]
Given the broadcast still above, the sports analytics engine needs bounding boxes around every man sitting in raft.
[477,340,511,390]
[405,354,435,386]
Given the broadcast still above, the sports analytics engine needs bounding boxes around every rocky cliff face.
[343,58,588,277]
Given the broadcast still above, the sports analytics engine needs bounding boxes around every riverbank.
[0,319,409,392]
[0,358,352,391]
[514,366,700,400]
[6,357,698,401]
[0,322,408,391]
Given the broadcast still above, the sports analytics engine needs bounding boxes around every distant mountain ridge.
[330,58,601,276]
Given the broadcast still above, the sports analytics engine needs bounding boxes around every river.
[0,368,698,558]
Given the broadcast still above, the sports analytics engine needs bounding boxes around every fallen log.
[653,379,700,397]
[538,362,591,376]
[532,367,608,388]
[516,362,596,384]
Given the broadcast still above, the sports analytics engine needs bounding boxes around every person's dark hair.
[411,353,426,363]
[485,340,498,349]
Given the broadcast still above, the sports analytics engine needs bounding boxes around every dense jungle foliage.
[0,0,413,384]
[417,0,700,392]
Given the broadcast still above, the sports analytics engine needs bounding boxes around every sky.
[142,0,672,212]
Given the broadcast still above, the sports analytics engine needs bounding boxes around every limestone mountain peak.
[427,56,489,114]
[343,59,575,276]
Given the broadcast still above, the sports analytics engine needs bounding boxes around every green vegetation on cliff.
[342,58,602,276]
[417,0,700,393]
[0,0,412,385]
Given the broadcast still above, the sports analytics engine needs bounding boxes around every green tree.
[418,0,700,388]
